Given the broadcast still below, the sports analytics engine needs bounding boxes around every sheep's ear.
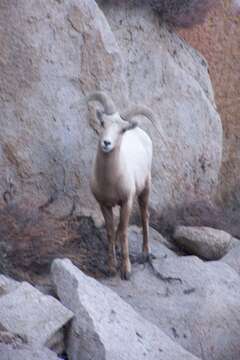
[96,109,104,127]
[122,120,138,132]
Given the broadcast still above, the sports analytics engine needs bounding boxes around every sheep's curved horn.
[121,105,156,122]
[86,91,116,115]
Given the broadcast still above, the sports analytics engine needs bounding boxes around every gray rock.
[128,225,178,263]
[98,1,222,216]
[0,0,127,214]
[0,275,20,297]
[0,344,61,360]
[221,244,240,275]
[51,258,199,360]
[0,282,73,352]
[47,330,65,356]
[174,225,239,259]
[0,330,24,347]
[0,0,222,281]
[0,0,127,280]
[103,254,240,360]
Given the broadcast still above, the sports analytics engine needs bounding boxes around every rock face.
[0,0,127,280]
[0,282,73,352]
[174,225,239,260]
[179,0,240,205]
[0,0,222,280]
[103,252,240,360]
[97,0,222,215]
[51,258,199,360]
[0,344,61,360]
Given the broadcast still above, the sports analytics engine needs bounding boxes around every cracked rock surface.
[103,244,240,360]
[52,258,199,360]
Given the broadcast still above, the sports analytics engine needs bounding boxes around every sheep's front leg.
[118,199,132,280]
[138,182,150,262]
[100,204,117,276]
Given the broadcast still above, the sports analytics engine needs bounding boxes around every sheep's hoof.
[121,259,131,280]
[108,266,117,277]
[121,270,131,281]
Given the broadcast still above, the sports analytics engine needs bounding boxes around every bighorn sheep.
[87,91,153,280]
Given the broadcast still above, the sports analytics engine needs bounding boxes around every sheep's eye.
[100,120,105,128]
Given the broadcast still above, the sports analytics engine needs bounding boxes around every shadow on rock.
[150,199,240,240]
[0,204,109,283]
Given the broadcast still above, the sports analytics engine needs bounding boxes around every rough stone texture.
[179,0,240,205]
[232,0,240,13]
[98,0,222,215]
[0,0,222,280]
[103,253,240,360]
[0,275,20,297]
[174,225,239,260]
[52,258,199,360]
[221,245,240,275]
[0,0,128,281]
[129,225,178,262]
[0,0,127,211]
[0,282,73,351]
[0,344,61,360]
[0,331,24,347]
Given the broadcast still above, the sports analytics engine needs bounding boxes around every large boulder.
[97,0,222,216]
[0,0,127,280]
[0,0,222,280]
[103,252,240,360]
[0,282,73,353]
[51,258,199,360]
[174,225,239,260]
[178,0,240,206]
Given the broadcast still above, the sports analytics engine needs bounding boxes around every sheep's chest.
[91,174,131,207]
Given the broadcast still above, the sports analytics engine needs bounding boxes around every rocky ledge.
[1,226,240,360]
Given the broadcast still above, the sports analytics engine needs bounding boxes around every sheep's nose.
[104,140,111,147]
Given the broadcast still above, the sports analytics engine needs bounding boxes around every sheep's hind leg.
[118,200,132,280]
[100,204,117,276]
[138,183,151,263]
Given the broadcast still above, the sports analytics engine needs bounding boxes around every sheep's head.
[96,111,137,153]
[87,92,137,154]
[87,91,155,153]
